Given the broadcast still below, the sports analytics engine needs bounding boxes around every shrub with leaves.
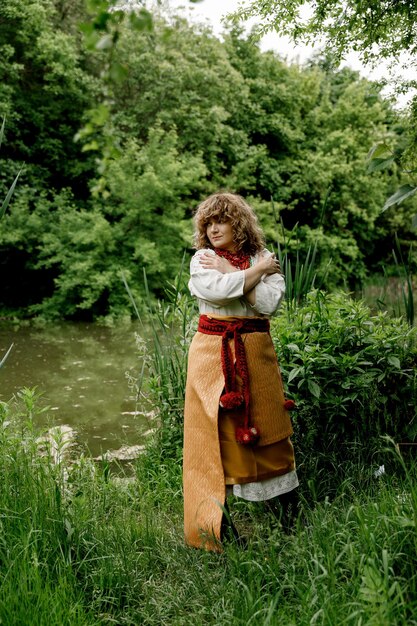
[272,290,417,462]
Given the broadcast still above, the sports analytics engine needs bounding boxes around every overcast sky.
[167,0,321,61]
[165,0,414,108]
[116,0,414,107]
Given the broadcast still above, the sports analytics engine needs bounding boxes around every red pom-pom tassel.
[235,426,260,446]
[220,391,244,409]
[284,399,296,410]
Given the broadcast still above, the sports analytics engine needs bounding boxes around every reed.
[392,235,415,327]
[124,258,197,457]
[270,196,326,316]
[0,117,18,367]
[0,117,20,220]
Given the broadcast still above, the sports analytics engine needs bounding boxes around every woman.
[183,193,298,551]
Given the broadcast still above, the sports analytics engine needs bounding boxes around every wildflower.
[374,465,385,478]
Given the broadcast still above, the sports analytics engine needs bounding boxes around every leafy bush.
[272,290,417,464]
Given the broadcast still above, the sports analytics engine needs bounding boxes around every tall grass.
[0,117,18,367]
[124,260,197,457]
[276,237,319,315]
[271,194,330,316]
[0,117,21,221]
[392,235,415,327]
[0,389,416,624]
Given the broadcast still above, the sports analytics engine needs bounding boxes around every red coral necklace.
[214,248,250,270]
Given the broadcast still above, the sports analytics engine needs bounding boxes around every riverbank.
[0,395,416,625]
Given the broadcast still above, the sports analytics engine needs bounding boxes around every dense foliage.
[273,291,417,459]
[0,0,416,320]
[232,0,417,214]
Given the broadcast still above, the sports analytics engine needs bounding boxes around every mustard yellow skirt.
[219,407,296,485]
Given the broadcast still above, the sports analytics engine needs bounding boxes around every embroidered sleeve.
[252,250,286,315]
[188,250,245,306]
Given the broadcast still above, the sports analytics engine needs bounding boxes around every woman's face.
[206,218,235,252]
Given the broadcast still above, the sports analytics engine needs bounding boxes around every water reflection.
[0,322,150,456]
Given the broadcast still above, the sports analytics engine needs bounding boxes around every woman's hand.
[256,253,282,275]
[199,253,237,273]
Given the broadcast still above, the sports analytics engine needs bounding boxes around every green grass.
[0,393,416,625]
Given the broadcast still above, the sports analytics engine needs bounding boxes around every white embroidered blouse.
[188,248,286,317]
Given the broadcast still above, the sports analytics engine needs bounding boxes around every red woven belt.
[197,315,270,445]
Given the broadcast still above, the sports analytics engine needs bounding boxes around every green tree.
[231,0,417,211]
[108,15,249,189]
[21,128,206,319]
[223,30,414,285]
[0,0,97,193]
[0,6,415,318]
[102,126,206,304]
[232,1,417,67]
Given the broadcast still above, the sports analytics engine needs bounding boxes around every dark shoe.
[266,489,300,534]
[220,501,247,548]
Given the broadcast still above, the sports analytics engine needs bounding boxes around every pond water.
[0,322,151,457]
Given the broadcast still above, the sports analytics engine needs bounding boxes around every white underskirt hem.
[226,470,299,502]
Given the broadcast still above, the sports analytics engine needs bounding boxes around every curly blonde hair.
[193,193,265,256]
